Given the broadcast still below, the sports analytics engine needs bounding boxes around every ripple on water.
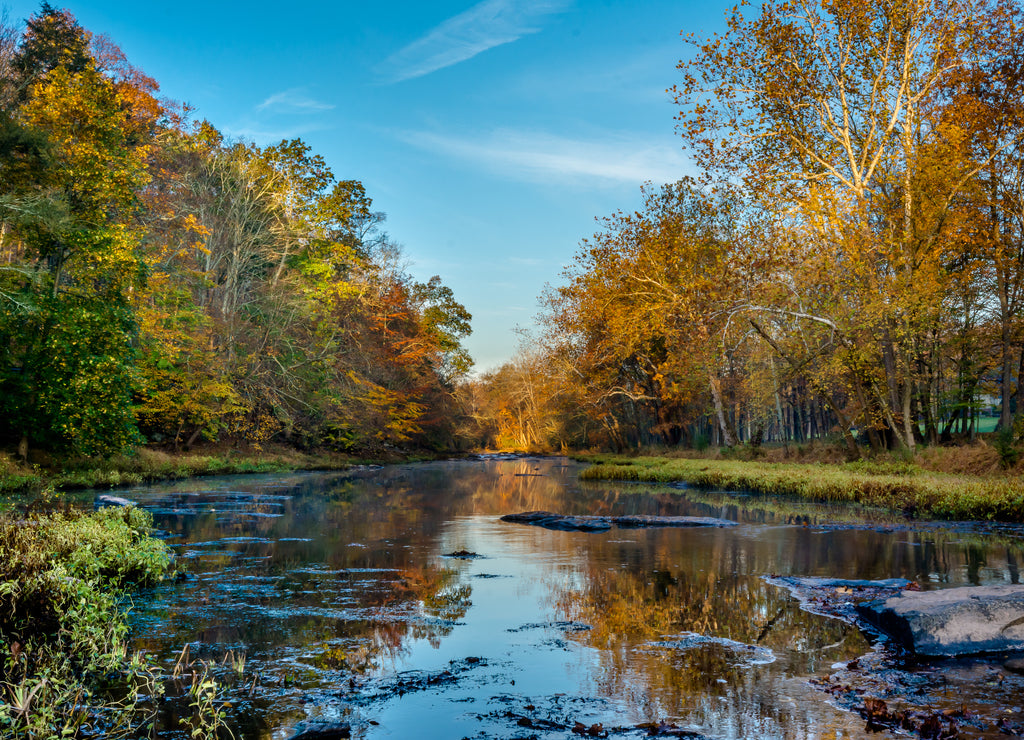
[123,461,1024,740]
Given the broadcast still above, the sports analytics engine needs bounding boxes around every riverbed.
[121,456,1024,739]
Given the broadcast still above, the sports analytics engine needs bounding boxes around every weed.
[181,661,233,740]
[0,507,174,738]
[222,649,246,678]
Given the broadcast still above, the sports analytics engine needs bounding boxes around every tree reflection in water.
[122,459,1024,739]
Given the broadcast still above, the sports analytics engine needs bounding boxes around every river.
[121,456,1024,739]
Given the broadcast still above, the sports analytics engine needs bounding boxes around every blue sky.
[6,0,730,371]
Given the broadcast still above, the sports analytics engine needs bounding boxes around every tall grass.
[579,455,1024,521]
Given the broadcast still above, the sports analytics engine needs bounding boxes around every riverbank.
[578,446,1024,521]
[0,444,440,498]
[0,505,175,737]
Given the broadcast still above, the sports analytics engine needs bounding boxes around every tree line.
[471,0,1024,457]
[0,5,473,458]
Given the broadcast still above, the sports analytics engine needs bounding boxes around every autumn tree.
[0,5,153,455]
[674,0,1024,449]
[0,6,475,459]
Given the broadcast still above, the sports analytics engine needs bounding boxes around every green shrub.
[0,506,175,738]
[994,426,1020,469]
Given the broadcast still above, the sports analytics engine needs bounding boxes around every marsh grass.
[578,452,1024,521]
[0,444,370,496]
[0,505,176,737]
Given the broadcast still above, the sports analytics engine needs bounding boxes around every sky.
[4,0,731,371]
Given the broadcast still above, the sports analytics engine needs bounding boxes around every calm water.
[120,457,1024,739]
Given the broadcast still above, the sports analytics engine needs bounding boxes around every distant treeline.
[0,4,474,457]
[470,0,1024,457]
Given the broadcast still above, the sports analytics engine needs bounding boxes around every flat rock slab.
[856,584,1024,656]
[500,511,735,532]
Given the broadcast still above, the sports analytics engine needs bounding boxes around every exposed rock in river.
[765,575,913,625]
[612,514,738,528]
[94,494,136,508]
[499,511,736,532]
[856,584,1024,656]
[287,721,351,739]
[499,511,612,531]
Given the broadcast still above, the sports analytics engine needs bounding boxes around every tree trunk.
[708,371,736,447]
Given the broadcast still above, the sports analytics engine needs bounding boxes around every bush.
[994,426,1020,469]
[0,505,175,738]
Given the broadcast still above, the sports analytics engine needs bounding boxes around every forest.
[0,4,475,461]
[7,0,1024,464]
[471,0,1024,458]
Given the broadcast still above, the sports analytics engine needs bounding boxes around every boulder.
[856,584,1024,656]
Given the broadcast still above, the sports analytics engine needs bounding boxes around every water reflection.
[122,458,1024,739]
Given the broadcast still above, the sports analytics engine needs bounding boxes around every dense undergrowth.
[577,442,1024,521]
[0,504,175,737]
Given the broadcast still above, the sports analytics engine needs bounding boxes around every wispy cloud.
[379,0,570,83]
[398,128,691,186]
[256,88,335,114]
[221,122,328,145]
[507,256,547,267]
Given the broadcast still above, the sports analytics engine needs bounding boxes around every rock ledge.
[856,584,1024,656]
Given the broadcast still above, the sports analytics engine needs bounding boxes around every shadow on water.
[120,457,1024,739]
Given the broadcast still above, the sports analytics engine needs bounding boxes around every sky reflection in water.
[123,457,1024,739]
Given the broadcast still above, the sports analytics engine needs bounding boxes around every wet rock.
[782,577,911,590]
[650,632,775,666]
[514,715,565,731]
[500,511,612,532]
[287,721,351,739]
[507,620,592,633]
[344,657,486,706]
[856,584,1024,656]
[499,511,735,532]
[634,721,708,737]
[1004,658,1024,675]
[611,514,737,528]
[572,720,608,737]
[766,575,913,624]
[95,494,136,509]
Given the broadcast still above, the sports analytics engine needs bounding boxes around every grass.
[0,443,425,496]
[577,446,1024,522]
